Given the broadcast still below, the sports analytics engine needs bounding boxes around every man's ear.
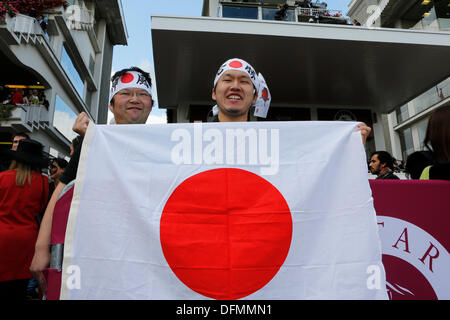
[211,88,216,101]
[252,93,258,105]
[109,103,114,112]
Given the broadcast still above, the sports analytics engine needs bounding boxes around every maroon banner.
[46,181,449,300]
[370,180,450,300]
[45,185,74,300]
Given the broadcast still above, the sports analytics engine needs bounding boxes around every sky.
[109,0,352,124]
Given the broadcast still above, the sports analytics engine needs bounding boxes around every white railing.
[297,8,344,18]
[10,14,43,40]
[65,3,94,31]
[24,104,50,128]
[5,104,50,130]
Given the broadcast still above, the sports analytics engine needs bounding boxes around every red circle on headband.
[121,73,134,84]
[229,60,243,69]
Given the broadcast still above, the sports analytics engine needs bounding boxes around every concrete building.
[0,0,127,159]
[347,0,450,161]
[151,0,450,158]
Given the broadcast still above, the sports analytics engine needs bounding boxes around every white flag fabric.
[61,121,387,300]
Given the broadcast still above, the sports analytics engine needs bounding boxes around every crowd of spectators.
[0,133,80,299]
[368,105,449,180]
[0,85,49,110]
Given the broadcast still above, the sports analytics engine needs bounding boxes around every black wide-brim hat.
[0,139,49,168]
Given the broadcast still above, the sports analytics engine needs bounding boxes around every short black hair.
[371,151,395,170]
[53,158,68,169]
[405,151,434,179]
[110,67,153,105]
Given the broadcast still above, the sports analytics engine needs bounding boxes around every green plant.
[0,1,69,19]
[0,104,18,119]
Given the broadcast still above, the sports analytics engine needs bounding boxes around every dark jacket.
[376,169,400,180]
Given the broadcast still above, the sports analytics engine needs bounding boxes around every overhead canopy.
[95,0,128,45]
[151,15,450,113]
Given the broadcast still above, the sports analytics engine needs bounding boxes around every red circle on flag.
[121,73,134,83]
[229,60,243,69]
[160,168,293,300]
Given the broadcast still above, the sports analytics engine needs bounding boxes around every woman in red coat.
[0,139,49,299]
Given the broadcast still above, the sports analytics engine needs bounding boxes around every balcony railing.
[0,104,50,131]
[219,1,346,24]
[298,8,343,18]
[64,3,94,31]
[6,13,44,42]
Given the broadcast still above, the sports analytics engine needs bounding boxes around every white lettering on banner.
[171,123,280,176]
[377,216,450,299]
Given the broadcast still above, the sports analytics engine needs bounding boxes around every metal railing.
[64,3,94,31]
[1,104,50,131]
[298,8,343,18]
[218,2,346,23]
[410,78,450,117]
[8,13,43,42]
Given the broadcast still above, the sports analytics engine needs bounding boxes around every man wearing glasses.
[30,67,154,297]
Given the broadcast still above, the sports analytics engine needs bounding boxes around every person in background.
[1,133,31,173]
[11,132,31,151]
[30,66,155,298]
[420,105,450,180]
[39,93,50,110]
[31,90,40,105]
[48,158,68,197]
[405,151,434,179]
[369,151,400,179]
[0,140,49,300]
[11,89,24,105]
[70,135,83,157]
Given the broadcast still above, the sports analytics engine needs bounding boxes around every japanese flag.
[61,121,387,300]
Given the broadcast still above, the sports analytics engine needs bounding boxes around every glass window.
[61,46,85,100]
[53,95,79,141]
[396,104,409,124]
[399,127,414,160]
[413,86,440,114]
[262,7,295,21]
[222,5,258,19]
[416,118,429,149]
[438,18,450,30]
[437,77,450,100]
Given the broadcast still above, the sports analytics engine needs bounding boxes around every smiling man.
[211,58,263,122]
[109,68,154,124]
[210,58,372,145]
[30,67,154,296]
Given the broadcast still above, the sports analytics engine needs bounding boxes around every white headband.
[214,58,258,89]
[213,58,271,118]
[110,71,152,102]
